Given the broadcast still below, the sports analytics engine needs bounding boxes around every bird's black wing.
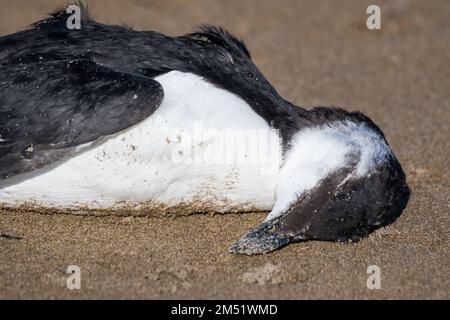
[0,58,164,179]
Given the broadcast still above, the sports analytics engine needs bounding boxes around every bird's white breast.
[0,71,282,213]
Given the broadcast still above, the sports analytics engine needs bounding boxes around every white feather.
[0,71,281,211]
[265,121,391,221]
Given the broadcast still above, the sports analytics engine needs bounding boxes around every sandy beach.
[0,0,449,299]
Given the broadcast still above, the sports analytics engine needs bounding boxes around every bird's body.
[0,7,409,254]
[1,71,279,212]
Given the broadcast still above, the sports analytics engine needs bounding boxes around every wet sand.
[0,0,449,299]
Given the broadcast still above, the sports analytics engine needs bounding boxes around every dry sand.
[0,0,449,299]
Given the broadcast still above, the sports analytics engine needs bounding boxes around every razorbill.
[0,7,410,254]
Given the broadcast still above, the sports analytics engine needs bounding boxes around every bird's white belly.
[0,71,281,213]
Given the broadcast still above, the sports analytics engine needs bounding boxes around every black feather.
[184,25,251,59]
